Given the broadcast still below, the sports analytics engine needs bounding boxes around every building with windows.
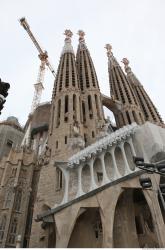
[0,30,165,248]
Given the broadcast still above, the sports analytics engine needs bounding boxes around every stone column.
[143,188,165,247]
[60,169,70,204]
[100,153,109,184]
[76,165,84,198]
[120,143,132,174]
[89,158,97,190]
[128,137,136,156]
[110,147,121,178]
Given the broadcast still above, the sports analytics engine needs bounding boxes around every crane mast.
[19,17,56,112]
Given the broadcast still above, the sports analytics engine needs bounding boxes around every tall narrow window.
[95,94,101,119]
[73,94,77,121]
[50,105,55,135]
[13,190,22,212]
[126,111,131,124]
[65,136,67,144]
[64,96,69,122]
[65,54,69,88]
[56,141,58,149]
[8,218,17,244]
[4,189,12,209]
[88,95,93,119]
[82,102,86,123]
[56,99,61,127]
[56,168,63,190]
[0,216,6,242]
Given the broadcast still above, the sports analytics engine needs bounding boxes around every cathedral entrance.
[68,207,103,248]
[113,189,159,248]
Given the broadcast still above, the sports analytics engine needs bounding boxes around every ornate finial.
[77,30,85,42]
[122,58,129,66]
[64,29,73,41]
[105,44,113,57]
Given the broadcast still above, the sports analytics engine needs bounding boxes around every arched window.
[4,189,12,209]
[8,217,17,244]
[0,216,6,241]
[14,190,22,212]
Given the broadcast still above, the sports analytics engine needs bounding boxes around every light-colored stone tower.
[48,30,84,161]
[105,44,145,128]
[122,58,164,127]
[76,31,105,144]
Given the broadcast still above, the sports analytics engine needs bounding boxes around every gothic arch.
[68,207,103,248]
[113,189,159,248]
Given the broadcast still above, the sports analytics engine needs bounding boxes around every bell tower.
[122,58,164,128]
[105,44,145,128]
[76,31,105,144]
[48,30,84,161]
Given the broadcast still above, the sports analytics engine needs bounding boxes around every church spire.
[76,31,105,145]
[105,44,144,128]
[48,30,84,160]
[122,58,164,127]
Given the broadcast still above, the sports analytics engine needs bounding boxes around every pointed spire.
[77,30,87,50]
[61,29,74,55]
[122,58,164,127]
[105,44,144,127]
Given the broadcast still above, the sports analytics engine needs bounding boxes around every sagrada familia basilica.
[0,29,165,248]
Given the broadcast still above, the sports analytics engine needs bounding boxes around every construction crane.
[19,17,56,113]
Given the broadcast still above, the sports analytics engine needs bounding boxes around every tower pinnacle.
[105,43,113,56]
[61,29,74,55]
[77,30,85,42]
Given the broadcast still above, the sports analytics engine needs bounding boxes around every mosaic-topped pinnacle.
[64,29,73,40]
[105,44,113,56]
[61,30,74,55]
[77,30,85,42]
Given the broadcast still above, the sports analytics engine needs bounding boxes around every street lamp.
[133,156,165,176]
[133,156,165,211]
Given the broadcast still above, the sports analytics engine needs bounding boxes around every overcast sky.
[1,0,165,126]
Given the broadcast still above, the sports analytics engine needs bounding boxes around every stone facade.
[0,117,24,160]
[0,31,165,248]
